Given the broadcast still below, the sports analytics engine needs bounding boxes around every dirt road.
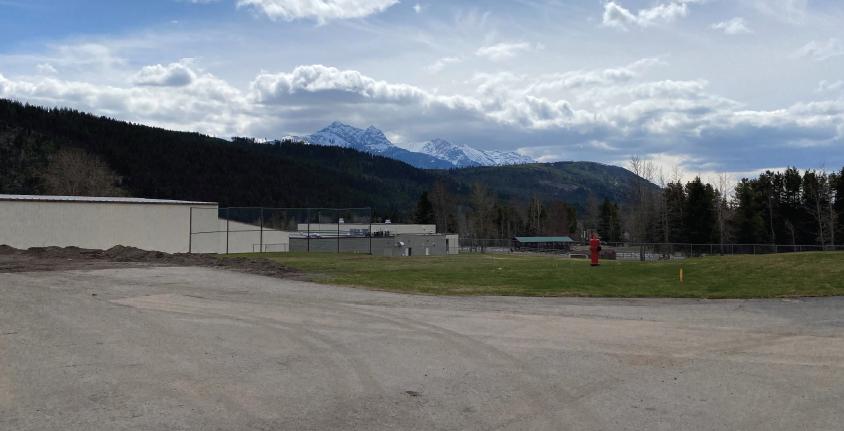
[1,266,842,430]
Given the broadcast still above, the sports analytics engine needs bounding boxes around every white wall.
[222,220,290,254]
[446,234,460,255]
[0,200,218,253]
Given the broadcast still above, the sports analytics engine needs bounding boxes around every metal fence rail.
[189,207,373,254]
[459,238,844,260]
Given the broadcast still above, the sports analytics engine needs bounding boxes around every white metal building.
[0,194,217,253]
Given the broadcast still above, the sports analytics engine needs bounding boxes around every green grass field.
[233,252,844,298]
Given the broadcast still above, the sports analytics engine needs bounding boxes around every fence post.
[307,209,311,253]
[188,207,193,254]
[225,208,230,255]
[259,207,264,253]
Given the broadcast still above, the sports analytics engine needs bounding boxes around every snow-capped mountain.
[286,122,534,170]
[307,121,393,153]
[409,138,533,168]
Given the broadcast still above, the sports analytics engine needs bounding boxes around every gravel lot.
[1,265,842,430]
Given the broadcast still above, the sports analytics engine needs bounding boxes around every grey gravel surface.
[1,266,842,430]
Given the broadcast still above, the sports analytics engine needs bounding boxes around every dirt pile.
[0,244,296,278]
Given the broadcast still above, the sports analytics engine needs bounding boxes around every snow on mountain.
[302,122,452,169]
[284,122,534,169]
[412,138,533,168]
[482,149,535,166]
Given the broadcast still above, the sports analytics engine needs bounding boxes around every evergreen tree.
[683,177,717,244]
[414,192,435,224]
[598,199,622,242]
[662,182,687,243]
[732,179,767,244]
[834,168,844,243]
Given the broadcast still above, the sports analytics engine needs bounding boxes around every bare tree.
[40,148,126,197]
[628,155,657,242]
[469,182,495,241]
[429,179,456,234]
[715,172,732,251]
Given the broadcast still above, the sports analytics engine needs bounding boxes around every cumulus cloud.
[475,42,535,61]
[602,0,700,30]
[236,0,398,22]
[0,64,251,137]
[711,17,752,35]
[525,57,666,94]
[793,39,844,62]
[2,60,842,173]
[132,61,197,87]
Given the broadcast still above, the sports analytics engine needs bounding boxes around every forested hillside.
[0,99,643,223]
[0,99,444,217]
[451,162,654,205]
[2,99,841,245]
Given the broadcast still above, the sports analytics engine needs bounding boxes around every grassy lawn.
[231,252,844,298]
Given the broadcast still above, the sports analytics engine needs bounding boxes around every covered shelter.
[513,236,575,252]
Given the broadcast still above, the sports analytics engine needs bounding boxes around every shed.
[0,194,217,253]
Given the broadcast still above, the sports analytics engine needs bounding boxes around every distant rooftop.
[0,194,217,206]
[514,236,575,243]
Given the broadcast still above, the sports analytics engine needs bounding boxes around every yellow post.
[679,265,685,284]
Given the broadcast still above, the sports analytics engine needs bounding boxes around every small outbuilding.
[513,236,575,252]
[0,194,217,253]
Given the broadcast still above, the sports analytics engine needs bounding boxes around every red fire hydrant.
[589,233,601,267]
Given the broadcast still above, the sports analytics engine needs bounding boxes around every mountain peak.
[418,138,532,168]
[302,121,534,169]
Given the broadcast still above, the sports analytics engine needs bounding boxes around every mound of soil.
[0,244,296,278]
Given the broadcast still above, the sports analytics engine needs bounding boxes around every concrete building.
[295,223,436,236]
[0,194,217,253]
[290,233,450,256]
[0,194,459,256]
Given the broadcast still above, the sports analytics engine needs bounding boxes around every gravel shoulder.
[0,245,297,278]
[1,265,842,430]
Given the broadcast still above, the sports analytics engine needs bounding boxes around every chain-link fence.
[189,207,373,254]
[459,238,844,260]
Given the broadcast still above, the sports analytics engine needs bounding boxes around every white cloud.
[817,80,844,94]
[752,0,808,24]
[2,60,842,173]
[0,64,252,137]
[602,0,700,31]
[711,17,752,35]
[476,42,535,61]
[426,56,461,73]
[132,61,197,87]
[793,38,844,62]
[36,63,57,75]
[413,3,421,14]
[235,0,398,22]
[525,57,666,94]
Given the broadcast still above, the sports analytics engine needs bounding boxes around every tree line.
[413,162,844,247]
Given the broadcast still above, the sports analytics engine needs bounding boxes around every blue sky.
[1,0,843,180]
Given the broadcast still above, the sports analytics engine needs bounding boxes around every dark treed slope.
[450,162,657,206]
[0,99,648,219]
[0,99,441,216]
